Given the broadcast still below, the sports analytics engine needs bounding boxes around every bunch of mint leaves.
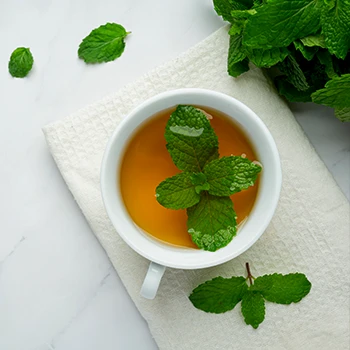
[213,0,350,122]
[189,263,312,328]
[155,105,261,252]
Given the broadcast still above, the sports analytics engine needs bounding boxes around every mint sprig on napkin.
[189,263,312,328]
[156,105,261,251]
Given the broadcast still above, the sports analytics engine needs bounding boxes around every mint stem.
[246,262,253,286]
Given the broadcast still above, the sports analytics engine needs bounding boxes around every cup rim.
[101,88,282,269]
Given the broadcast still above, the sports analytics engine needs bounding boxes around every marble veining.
[50,270,112,346]
[0,0,348,349]
[0,237,26,264]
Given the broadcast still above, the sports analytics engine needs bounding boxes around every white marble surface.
[0,0,349,349]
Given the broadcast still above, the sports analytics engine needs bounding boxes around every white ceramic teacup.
[101,89,282,299]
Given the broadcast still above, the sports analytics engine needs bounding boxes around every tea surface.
[120,107,259,248]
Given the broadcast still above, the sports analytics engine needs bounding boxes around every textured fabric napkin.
[43,27,349,350]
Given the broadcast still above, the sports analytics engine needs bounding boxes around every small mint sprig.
[155,105,261,251]
[189,263,312,328]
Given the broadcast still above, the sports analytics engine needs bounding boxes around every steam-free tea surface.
[120,107,259,248]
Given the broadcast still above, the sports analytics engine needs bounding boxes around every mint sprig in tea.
[120,105,261,250]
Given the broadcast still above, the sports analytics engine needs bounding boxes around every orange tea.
[119,107,259,248]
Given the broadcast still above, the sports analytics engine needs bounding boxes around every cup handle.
[140,262,166,299]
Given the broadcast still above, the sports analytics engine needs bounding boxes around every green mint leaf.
[204,156,261,196]
[190,172,207,186]
[228,9,256,35]
[243,0,320,48]
[213,0,234,22]
[8,47,34,78]
[165,106,219,173]
[187,194,237,251]
[78,23,129,63]
[251,273,312,304]
[241,291,265,328]
[274,76,314,102]
[228,10,255,36]
[228,35,250,77]
[335,107,350,122]
[155,172,200,210]
[195,182,210,194]
[231,9,256,18]
[300,34,326,48]
[190,173,210,194]
[293,40,318,61]
[320,0,350,59]
[189,276,248,313]
[244,47,289,68]
[277,55,309,91]
[228,58,250,77]
[229,20,245,35]
[311,74,350,109]
[252,0,266,7]
[213,0,253,22]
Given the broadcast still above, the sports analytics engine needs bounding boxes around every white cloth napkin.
[43,27,349,350]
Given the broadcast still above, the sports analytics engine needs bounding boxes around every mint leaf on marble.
[311,74,350,109]
[78,23,130,63]
[8,47,34,78]
[189,263,312,328]
[335,107,350,122]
